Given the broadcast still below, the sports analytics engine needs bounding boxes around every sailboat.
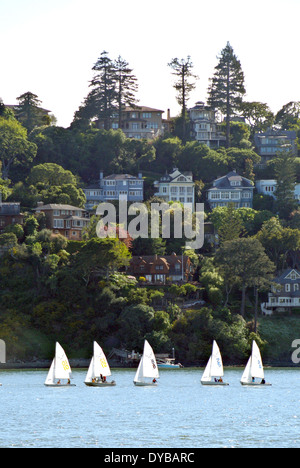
[201,341,229,386]
[241,340,271,386]
[134,340,159,387]
[45,342,75,387]
[84,341,116,387]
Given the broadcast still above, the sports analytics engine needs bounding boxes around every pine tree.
[73,51,138,130]
[273,148,298,219]
[207,42,246,147]
[218,203,246,244]
[114,56,139,129]
[168,56,197,143]
[15,92,44,132]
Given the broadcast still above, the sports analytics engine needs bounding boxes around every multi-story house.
[154,168,195,212]
[0,201,24,232]
[261,269,300,315]
[188,101,226,148]
[98,106,165,140]
[256,180,300,203]
[127,253,194,284]
[207,171,254,210]
[34,203,89,241]
[84,172,144,210]
[254,128,297,167]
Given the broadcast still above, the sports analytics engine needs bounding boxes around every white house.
[256,180,300,202]
[154,168,195,212]
[207,171,254,210]
[261,269,300,315]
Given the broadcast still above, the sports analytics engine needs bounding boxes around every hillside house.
[127,253,194,284]
[34,203,89,241]
[207,171,254,209]
[261,269,300,315]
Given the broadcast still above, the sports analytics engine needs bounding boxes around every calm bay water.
[0,368,299,448]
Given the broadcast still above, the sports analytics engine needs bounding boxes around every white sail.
[93,342,112,378]
[45,342,72,385]
[241,357,252,384]
[241,341,264,383]
[201,356,212,382]
[251,341,265,379]
[85,342,111,383]
[201,341,224,382]
[134,340,159,383]
[54,342,73,380]
[45,359,55,385]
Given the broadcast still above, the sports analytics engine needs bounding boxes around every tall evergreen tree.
[168,56,197,143]
[15,92,45,132]
[73,51,138,131]
[114,56,139,129]
[207,42,246,148]
[273,148,298,219]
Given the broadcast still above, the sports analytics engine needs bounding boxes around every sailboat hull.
[201,381,229,386]
[85,381,116,387]
[134,381,158,387]
[45,383,76,387]
[241,382,272,386]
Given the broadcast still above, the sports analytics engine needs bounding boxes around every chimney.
[167,109,171,121]
[100,171,104,180]
[37,201,44,208]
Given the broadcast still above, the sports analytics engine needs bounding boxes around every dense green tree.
[275,101,300,130]
[215,237,275,317]
[15,92,50,132]
[208,42,246,148]
[239,101,274,137]
[0,117,37,179]
[271,148,298,219]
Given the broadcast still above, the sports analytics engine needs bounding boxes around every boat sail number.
[62,360,70,371]
[100,358,107,368]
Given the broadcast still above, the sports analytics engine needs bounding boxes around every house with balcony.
[188,101,226,148]
[98,106,165,140]
[84,172,144,210]
[154,168,195,212]
[254,128,297,167]
[127,253,194,284]
[261,269,300,315]
[34,203,89,241]
[207,171,254,210]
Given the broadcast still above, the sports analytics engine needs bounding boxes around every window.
[142,112,151,118]
[53,210,60,216]
[53,219,64,228]
[285,284,291,292]
[210,192,221,200]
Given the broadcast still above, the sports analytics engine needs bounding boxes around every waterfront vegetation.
[1,44,300,365]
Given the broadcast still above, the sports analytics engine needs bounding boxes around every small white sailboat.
[84,341,116,387]
[241,340,271,386]
[201,340,229,386]
[134,340,159,387]
[45,342,75,387]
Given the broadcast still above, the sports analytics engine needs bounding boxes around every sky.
[1,0,299,128]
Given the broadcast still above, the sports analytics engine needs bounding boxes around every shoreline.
[0,360,299,370]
